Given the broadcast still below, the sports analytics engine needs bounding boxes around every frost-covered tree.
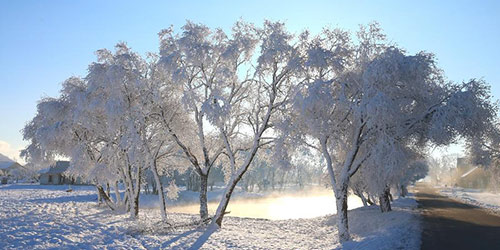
[23,44,185,220]
[208,20,308,227]
[156,21,259,220]
[21,97,71,168]
[21,77,121,210]
[156,20,306,227]
[427,154,458,186]
[466,118,500,190]
[352,137,428,212]
[81,44,184,219]
[291,22,496,242]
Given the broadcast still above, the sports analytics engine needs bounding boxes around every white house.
[39,161,72,185]
[0,161,26,184]
[39,161,87,185]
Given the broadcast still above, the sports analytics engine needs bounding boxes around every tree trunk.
[114,181,122,206]
[106,183,111,197]
[123,166,135,216]
[360,195,368,207]
[212,154,258,227]
[321,138,351,243]
[271,171,275,190]
[152,178,158,195]
[279,171,287,190]
[242,178,249,192]
[123,194,130,212]
[211,102,275,228]
[96,185,103,206]
[379,186,392,213]
[151,161,167,220]
[336,185,350,243]
[199,173,209,220]
[213,177,238,227]
[96,185,116,210]
[354,188,368,207]
[123,163,141,219]
[401,185,408,197]
[132,167,141,218]
[367,195,375,206]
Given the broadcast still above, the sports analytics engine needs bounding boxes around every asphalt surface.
[415,183,500,250]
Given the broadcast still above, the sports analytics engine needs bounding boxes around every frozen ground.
[439,186,500,214]
[0,184,421,249]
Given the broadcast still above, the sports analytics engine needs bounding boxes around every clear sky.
[1,0,499,162]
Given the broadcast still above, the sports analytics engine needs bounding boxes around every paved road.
[415,183,500,250]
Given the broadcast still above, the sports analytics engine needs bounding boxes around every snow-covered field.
[0,184,421,249]
[439,186,500,214]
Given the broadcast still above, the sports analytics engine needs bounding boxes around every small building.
[39,161,73,185]
[455,157,489,189]
[0,161,26,184]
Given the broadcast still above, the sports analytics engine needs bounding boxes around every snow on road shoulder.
[342,196,421,250]
[0,185,421,249]
[439,186,500,214]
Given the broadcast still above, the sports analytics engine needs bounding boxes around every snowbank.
[440,186,500,214]
[0,185,421,249]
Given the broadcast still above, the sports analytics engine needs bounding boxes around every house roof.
[41,161,70,175]
[461,166,479,178]
[0,161,15,170]
[0,153,13,162]
[0,162,24,175]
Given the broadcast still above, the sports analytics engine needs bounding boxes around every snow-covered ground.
[0,184,421,249]
[439,186,500,214]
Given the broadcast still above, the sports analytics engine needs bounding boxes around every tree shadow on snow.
[187,224,218,250]
[159,229,200,249]
[28,193,97,203]
[156,223,219,249]
[0,184,95,191]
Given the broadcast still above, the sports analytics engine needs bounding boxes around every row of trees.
[22,20,496,242]
[171,151,323,193]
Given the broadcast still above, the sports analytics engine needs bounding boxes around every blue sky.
[1,0,499,161]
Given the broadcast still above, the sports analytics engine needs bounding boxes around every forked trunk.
[123,166,135,216]
[124,164,141,219]
[96,185,116,210]
[212,159,255,227]
[211,101,273,227]
[213,177,238,227]
[321,137,351,243]
[357,190,368,207]
[352,187,369,207]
